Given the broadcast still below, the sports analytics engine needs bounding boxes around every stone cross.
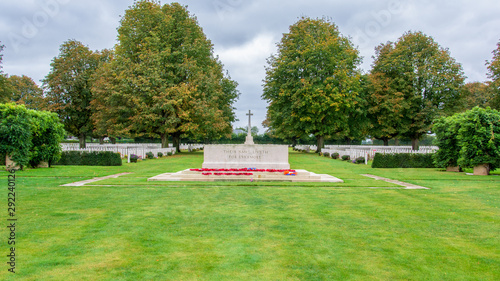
[246,110,253,136]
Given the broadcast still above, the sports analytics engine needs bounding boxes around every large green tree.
[487,41,500,110]
[92,1,238,152]
[43,40,104,148]
[8,75,44,110]
[463,82,492,110]
[368,31,466,149]
[367,42,410,146]
[262,17,362,153]
[0,43,11,103]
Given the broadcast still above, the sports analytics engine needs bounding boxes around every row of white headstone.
[295,145,438,161]
[60,143,204,159]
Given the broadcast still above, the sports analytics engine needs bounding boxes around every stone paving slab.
[61,173,132,186]
[148,169,343,183]
[361,174,429,190]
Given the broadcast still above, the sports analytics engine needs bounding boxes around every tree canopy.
[8,75,44,110]
[487,41,500,109]
[0,43,11,103]
[368,31,466,149]
[262,17,362,153]
[91,1,239,152]
[43,40,104,148]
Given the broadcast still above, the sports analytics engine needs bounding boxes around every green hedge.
[372,153,436,168]
[55,151,122,166]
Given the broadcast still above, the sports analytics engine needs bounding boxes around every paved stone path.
[361,174,429,190]
[61,173,132,186]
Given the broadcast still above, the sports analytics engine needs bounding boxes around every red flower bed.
[191,168,294,174]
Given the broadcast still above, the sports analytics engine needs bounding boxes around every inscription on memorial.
[203,144,290,169]
[224,149,270,160]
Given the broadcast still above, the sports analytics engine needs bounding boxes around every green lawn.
[1,151,499,280]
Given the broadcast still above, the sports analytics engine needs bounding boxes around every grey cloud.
[1,0,499,132]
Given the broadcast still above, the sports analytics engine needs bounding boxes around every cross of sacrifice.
[246,110,253,135]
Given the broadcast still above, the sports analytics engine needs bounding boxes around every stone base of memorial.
[148,144,344,183]
[202,144,290,169]
[148,168,343,183]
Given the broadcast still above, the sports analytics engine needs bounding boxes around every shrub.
[332,152,339,159]
[341,155,350,161]
[56,151,122,166]
[28,110,65,167]
[354,157,365,164]
[130,154,140,163]
[0,103,33,168]
[146,152,154,159]
[0,103,66,169]
[167,152,173,156]
[433,114,462,169]
[372,153,435,168]
[157,152,163,158]
[323,152,330,157]
[456,107,500,172]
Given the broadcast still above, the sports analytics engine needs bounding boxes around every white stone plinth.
[244,134,254,145]
[203,144,290,169]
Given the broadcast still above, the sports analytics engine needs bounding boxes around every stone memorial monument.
[244,110,254,145]
[148,110,343,183]
[203,110,289,169]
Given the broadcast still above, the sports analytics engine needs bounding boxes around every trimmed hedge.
[372,153,435,168]
[55,151,122,166]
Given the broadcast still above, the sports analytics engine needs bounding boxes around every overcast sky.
[1,0,499,132]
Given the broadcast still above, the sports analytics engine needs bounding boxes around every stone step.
[148,169,343,183]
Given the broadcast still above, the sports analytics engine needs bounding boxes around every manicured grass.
[0,151,498,280]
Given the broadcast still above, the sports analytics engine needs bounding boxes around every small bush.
[157,152,163,158]
[323,152,330,157]
[167,152,173,156]
[130,154,140,163]
[332,152,339,159]
[341,155,350,161]
[354,157,365,164]
[56,151,122,166]
[146,152,154,159]
[372,153,436,168]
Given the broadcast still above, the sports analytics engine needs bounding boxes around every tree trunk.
[110,137,117,144]
[99,137,105,145]
[383,138,389,146]
[394,138,400,146]
[316,135,324,153]
[79,133,86,149]
[291,138,297,148]
[411,138,419,150]
[172,132,181,153]
[161,133,169,148]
